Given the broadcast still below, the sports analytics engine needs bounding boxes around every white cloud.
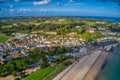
[33,0,51,6]
[68,0,85,5]
[19,8,30,13]
[9,5,15,12]
[40,9,47,13]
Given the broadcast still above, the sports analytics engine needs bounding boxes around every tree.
[20,72,27,78]
[11,71,16,76]
[40,62,50,69]
[63,60,72,66]
[0,25,2,30]
[57,28,69,35]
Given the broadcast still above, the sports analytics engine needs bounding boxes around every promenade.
[53,50,102,80]
[83,51,109,80]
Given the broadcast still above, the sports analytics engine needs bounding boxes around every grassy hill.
[0,33,11,42]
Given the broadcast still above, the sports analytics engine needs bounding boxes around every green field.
[86,21,96,25]
[24,67,63,80]
[1,25,12,28]
[0,33,11,42]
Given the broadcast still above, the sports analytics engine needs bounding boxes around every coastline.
[97,43,120,80]
[83,50,109,80]
[53,43,119,80]
[83,43,119,80]
[53,49,102,80]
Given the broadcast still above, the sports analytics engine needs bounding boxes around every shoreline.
[83,51,109,80]
[0,44,118,80]
[96,43,119,80]
[53,43,119,80]
[53,49,102,80]
[83,43,119,80]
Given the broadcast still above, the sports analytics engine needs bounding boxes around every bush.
[12,71,17,76]
[63,60,72,66]
[40,62,50,69]
[20,72,27,78]
[15,77,21,80]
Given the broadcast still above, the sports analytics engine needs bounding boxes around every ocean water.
[61,16,120,22]
[1,16,120,23]
[76,16,120,22]
[97,45,120,80]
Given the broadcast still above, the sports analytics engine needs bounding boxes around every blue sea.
[54,16,120,22]
[69,16,120,22]
[1,16,120,23]
[97,45,120,80]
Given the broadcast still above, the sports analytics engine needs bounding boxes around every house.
[53,54,59,59]
[107,32,117,36]
[0,55,7,61]
[58,19,66,22]
[38,30,44,33]
[66,53,73,58]
[75,26,80,28]
[44,41,51,44]
[117,33,120,36]
[96,21,106,25]
[48,57,54,62]
[45,20,51,23]
[12,33,28,40]
[112,26,118,29]
[21,50,28,56]
[12,47,20,51]
[73,52,81,57]
[67,32,77,36]
[88,28,95,33]
[97,27,106,31]
[45,32,57,35]
[79,47,88,56]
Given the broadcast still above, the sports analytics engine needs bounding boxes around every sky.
[0,0,120,17]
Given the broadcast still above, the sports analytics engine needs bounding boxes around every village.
[0,29,120,65]
[0,33,86,64]
[0,17,120,80]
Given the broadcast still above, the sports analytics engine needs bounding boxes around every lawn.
[1,25,12,28]
[86,21,96,25]
[24,67,61,80]
[0,33,11,42]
